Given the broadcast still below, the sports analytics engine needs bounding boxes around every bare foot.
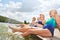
[8,25,17,33]
[9,26,13,29]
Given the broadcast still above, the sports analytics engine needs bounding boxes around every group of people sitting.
[9,9,60,38]
[30,14,45,28]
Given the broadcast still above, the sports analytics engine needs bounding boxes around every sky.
[0,0,60,22]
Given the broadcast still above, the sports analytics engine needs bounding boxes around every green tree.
[0,16,8,22]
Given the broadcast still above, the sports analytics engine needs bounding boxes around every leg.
[22,29,37,36]
[22,29,52,37]
[9,25,30,33]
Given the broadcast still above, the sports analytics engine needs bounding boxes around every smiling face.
[32,17,36,21]
[40,14,45,20]
[50,10,57,17]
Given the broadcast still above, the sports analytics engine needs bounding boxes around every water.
[0,22,24,40]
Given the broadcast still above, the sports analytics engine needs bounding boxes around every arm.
[55,15,60,31]
[42,20,46,25]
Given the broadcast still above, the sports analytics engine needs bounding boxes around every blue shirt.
[43,17,57,37]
